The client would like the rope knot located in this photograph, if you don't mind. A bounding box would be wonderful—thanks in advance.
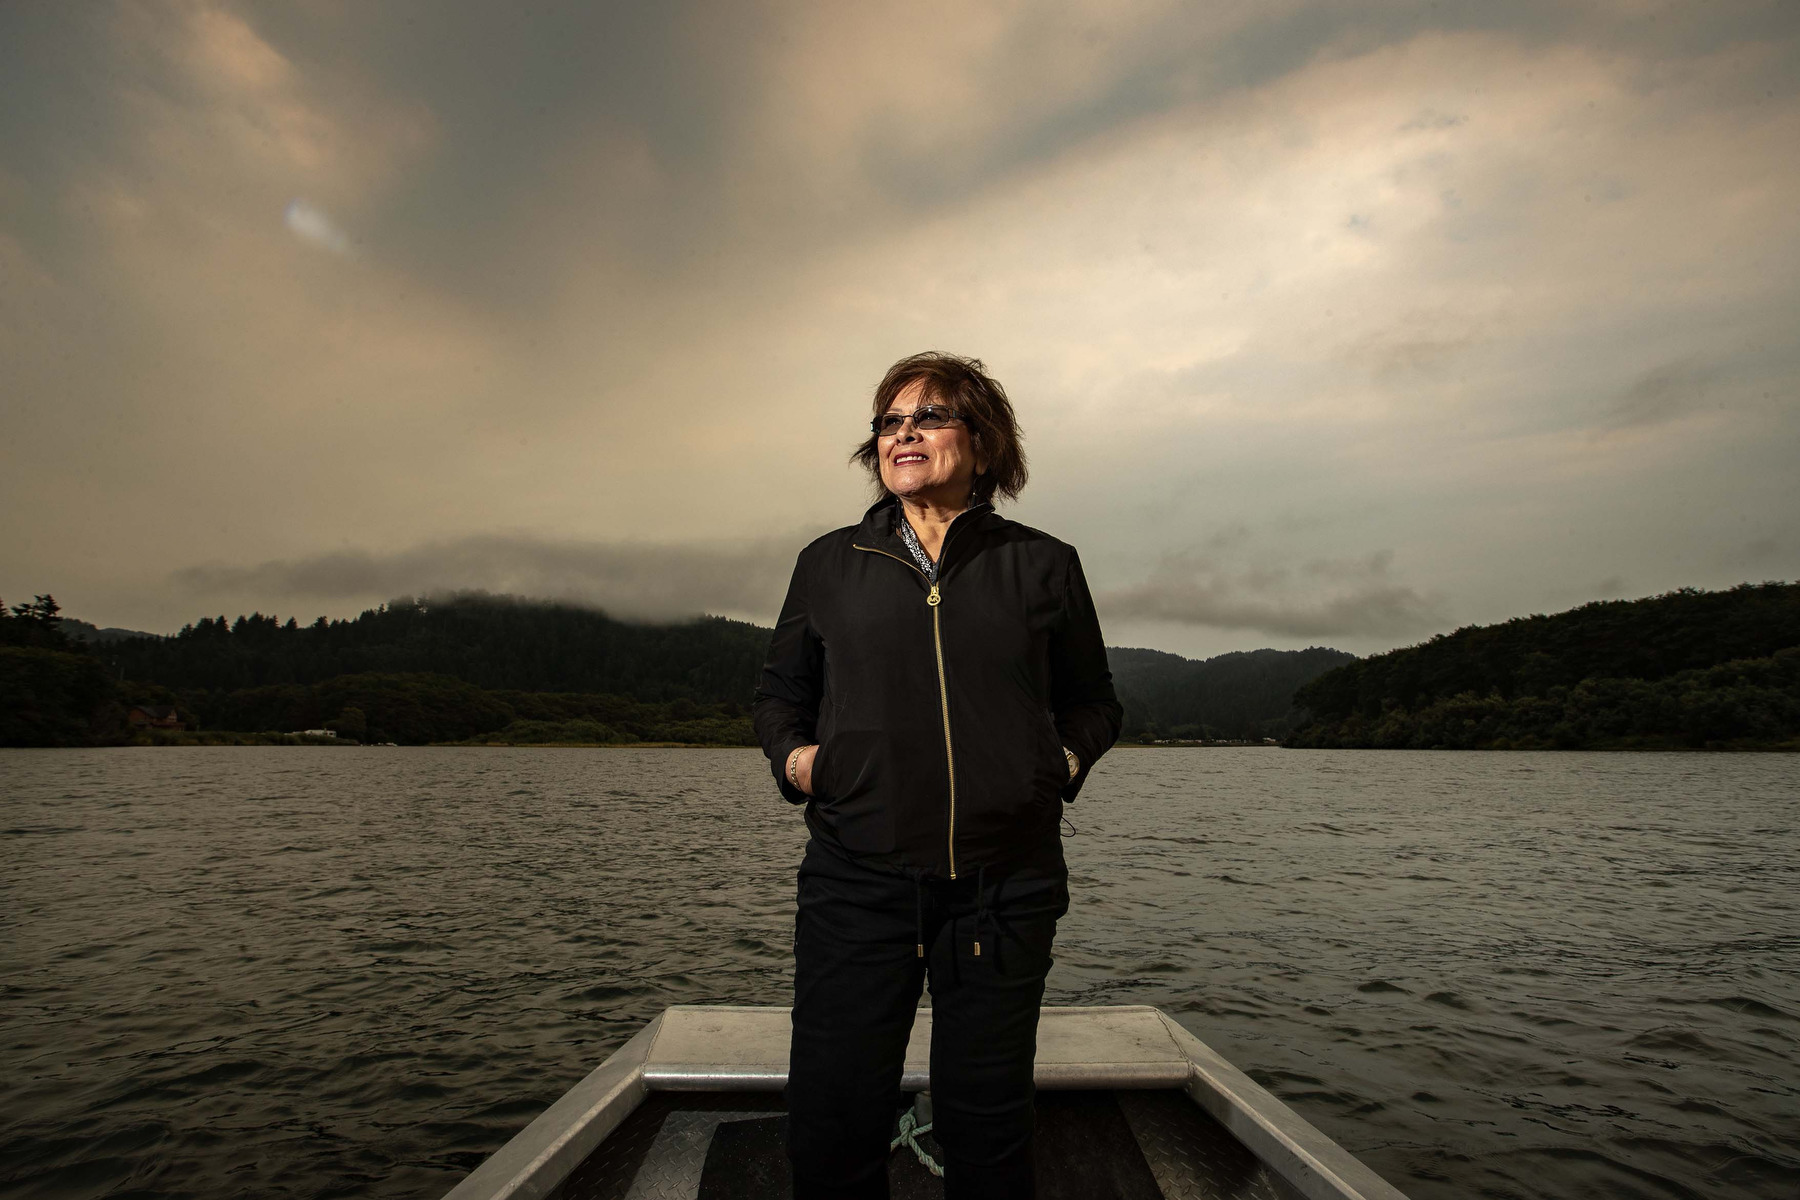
[889,1103,943,1177]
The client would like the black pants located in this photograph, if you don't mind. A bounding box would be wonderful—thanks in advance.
[787,838,1069,1200]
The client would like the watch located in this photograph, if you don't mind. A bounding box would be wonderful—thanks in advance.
[1063,747,1080,781]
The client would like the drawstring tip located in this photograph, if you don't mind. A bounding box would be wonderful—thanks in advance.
[916,943,924,958]
[973,941,982,956]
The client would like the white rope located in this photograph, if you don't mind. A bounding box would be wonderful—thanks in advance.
[888,1107,944,1177]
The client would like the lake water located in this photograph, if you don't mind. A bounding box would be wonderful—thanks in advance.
[2,747,1796,1199]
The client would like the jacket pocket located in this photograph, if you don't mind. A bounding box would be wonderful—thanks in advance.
[811,729,895,854]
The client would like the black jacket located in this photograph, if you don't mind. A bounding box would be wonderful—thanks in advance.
[753,497,1123,878]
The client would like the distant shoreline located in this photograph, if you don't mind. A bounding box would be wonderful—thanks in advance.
[98,732,752,748]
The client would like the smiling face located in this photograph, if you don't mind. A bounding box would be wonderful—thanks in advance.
[876,380,987,505]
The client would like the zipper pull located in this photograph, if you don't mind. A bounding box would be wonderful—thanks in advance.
[927,584,941,607]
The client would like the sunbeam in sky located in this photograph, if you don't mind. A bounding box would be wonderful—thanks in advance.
[282,198,352,256]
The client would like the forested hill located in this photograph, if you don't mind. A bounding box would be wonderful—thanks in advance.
[1289,582,1800,750]
[1110,646,1355,740]
[100,594,768,703]
[96,594,1343,739]
[6,591,1351,746]
[21,584,1793,749]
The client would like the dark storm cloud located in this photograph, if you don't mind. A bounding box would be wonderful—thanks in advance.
[226,1,762,304]
[4,0,1798,650]
[1604,359,1722,430]
[169,532,817,622]
[190,0,1800,307]
[1098,550,1449,638]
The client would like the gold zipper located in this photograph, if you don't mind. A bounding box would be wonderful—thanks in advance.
[853,543,959,878]
[926,581,956,879]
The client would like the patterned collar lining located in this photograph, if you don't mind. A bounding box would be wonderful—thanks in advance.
[895,507,939,582]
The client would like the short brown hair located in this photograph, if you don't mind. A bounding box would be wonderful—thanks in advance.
[851,352,1028,505]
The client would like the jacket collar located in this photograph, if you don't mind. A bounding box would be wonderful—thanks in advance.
[855,494,997,551]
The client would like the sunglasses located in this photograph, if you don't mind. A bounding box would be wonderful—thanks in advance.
[871,405,965,436]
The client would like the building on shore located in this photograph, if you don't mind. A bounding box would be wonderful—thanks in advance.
[126,705,182,731]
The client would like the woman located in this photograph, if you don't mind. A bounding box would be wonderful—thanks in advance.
[754,351,1122,1199]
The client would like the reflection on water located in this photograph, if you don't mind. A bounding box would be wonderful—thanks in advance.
[1,747,1795,1198]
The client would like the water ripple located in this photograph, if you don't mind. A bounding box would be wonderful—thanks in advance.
[1,747,1796,1199]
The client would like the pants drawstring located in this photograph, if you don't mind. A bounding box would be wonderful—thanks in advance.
[914,864,1007,970]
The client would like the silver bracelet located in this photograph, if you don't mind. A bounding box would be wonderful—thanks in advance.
[787,746,805,788]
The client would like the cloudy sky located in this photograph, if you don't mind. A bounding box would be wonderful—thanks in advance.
[3,0,1796,659]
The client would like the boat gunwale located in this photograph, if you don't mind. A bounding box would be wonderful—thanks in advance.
[440,1017,658,1200]
[440,1004,1408,1200]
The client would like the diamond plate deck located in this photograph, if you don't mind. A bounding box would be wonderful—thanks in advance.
[558,1094,787,1200]
[623,1111,769,1200]
[560,1090,1316,1199]
[1119,1090,1308,1200]
[449,1007,1408,1200]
